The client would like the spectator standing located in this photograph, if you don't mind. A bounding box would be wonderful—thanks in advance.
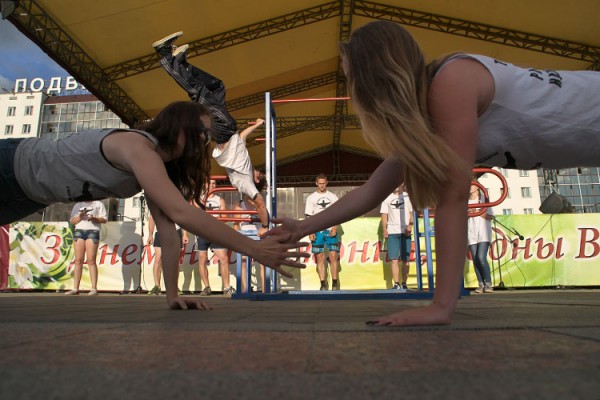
[194,180,234,296]
[65,201,107,295]
[380,184,414,291]
[305,174,340,290]
[467,183,494,293]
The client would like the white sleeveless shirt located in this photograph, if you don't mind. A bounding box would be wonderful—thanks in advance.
[440,54,600,169]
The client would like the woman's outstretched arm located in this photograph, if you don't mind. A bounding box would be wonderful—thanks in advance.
[368,58,485,326]
[104,133,308,308]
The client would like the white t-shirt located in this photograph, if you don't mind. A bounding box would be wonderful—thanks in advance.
[380,192,413,234]
[467,197,493,245]
[305,190,339,217]
[211,133,258,199]
[71,201,107,231]
[204,194,223,217]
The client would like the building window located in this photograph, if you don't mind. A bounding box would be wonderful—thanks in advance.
[132,196,143,208]
[4,125,14,135]
[24,105,34,116]
[7,107,16,117]
[501,187,511,199]
[502,209,513,215]
[521,187,531,198]
[22,124,31,134]
[500,168,509,177]
[519,170,529,177]
[524,208,534,214]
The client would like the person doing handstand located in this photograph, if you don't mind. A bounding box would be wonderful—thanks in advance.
[153,32,270,235]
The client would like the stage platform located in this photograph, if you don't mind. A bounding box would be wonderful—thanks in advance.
[232,288,442,300]
[0,289,598,399]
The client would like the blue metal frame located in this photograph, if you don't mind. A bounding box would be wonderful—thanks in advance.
[231,93,468,301]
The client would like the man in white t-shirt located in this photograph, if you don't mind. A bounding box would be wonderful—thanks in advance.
[304,174,340,290]
[380,184,414,291]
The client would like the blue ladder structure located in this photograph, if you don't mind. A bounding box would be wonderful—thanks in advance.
[232,92,470,300]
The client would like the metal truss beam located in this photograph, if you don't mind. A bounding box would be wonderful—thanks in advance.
[245,115,361,148]
[228,72,338,111]
[104,1,341,81]
[354,1,600,65]
[276,173,372,186]
[259,144,378,186]
[9,0,147,126]
[332,0,354,174]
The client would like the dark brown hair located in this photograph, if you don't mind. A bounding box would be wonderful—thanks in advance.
[340,20,469,209]
[138,101,212,204]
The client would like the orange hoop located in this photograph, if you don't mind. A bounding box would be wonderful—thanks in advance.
[468,168,508,217]
[200,177,256,223]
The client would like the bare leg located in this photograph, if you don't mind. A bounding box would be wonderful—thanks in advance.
[259,264,265,291]
[198,251,210,288]
[401,261,410,284]
[214,249,230,288]
[390,260,400,283]
[315,253,326,282]
[241,256,248,293]
[85,239,99,290]
[72,239,85,290]
[153,247,163,288]
[328,251,339,280]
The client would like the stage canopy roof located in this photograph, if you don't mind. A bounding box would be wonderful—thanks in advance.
[7,0,600,182]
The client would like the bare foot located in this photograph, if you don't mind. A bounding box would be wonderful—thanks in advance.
[366,303,453,327]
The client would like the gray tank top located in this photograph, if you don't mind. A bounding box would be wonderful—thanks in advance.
[14,128,158,204]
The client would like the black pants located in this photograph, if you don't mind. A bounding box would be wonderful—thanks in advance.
[159,53,237,144]
[0,139,46,225]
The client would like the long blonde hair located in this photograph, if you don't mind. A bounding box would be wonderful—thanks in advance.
[340,20,469,209]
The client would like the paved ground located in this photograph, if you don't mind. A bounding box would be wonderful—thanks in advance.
[0,289,598,400]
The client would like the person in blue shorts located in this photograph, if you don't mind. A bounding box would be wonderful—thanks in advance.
[304,174,340,290]
[380,184,414,291]
[193,180,234,296]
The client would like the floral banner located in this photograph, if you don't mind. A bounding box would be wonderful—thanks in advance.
[8,214,600,291]
[1,225,9,290]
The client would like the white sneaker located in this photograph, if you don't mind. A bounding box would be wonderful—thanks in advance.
[64,289,79,295]
[223,286,236,295]
[173,44,189,57]
[152,31,183,50]
[88,289,98,296]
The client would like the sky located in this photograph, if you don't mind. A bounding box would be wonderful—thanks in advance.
[0,19,68,91]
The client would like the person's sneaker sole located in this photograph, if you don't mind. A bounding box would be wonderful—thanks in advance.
[173,44,189,57]
[152,31,183,49]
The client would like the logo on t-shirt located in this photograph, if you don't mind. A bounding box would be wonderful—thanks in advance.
[390,198,405,209]
[316,197,332,209]
[205,199,220,211]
